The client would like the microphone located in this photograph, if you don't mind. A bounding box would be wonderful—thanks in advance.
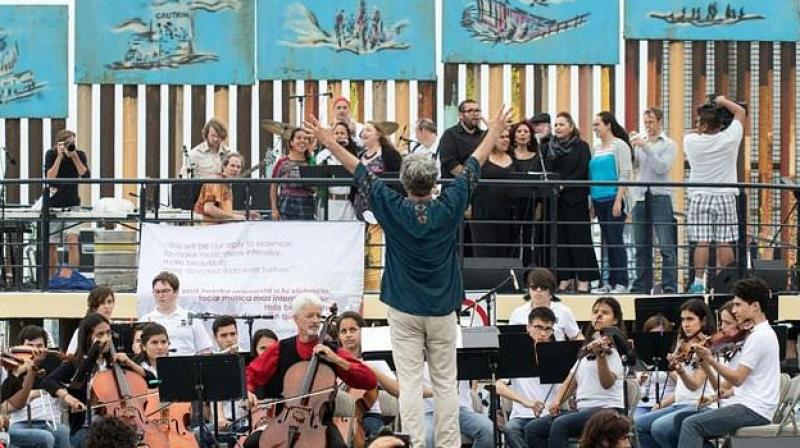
[510,269,520,291]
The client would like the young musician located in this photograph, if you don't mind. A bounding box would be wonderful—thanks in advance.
[635,298,716,447]
[495,307,560,448]
[337,311,398,438]
[525,297,626,448]
[133,323,170,377]
[211,315,247,434]
[578,410,632,448]
[250,329,278,359]
[42,313,152,448]
[140,271,213,355]
[67,285,116,354]
[1,326,70,448]
[678,277,780,447]
[508,268,583,341]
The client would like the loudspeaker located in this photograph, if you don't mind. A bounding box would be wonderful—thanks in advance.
[708,262,742,294]
[752,259,789,292]
[462,257,523,292]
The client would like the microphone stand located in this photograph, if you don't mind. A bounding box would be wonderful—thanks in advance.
[462,274,513,327]
[289,92,334,127]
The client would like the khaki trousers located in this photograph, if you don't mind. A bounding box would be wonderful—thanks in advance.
[388,307,459,448]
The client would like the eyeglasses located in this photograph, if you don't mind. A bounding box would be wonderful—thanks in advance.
[528,285,549,291]
[531,325,554,333]
[153,288,174,295]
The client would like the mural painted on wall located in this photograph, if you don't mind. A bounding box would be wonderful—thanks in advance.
[258,0,435,80]
[443,0,619,65]
[76,0,254,85]
[0,6,67,118]
[625,1,800,41]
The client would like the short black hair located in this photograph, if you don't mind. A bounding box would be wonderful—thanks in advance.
[526,268,556,293]
[18,325,49,346]
[528,306,557,325]
[338,311,366,329]
[251,328,279,358]
[212,315,237,336]
[732,277,771,314]
[86,417,138,448]
[458,99,477,113]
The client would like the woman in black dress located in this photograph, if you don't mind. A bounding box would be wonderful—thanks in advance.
[546,112,600,292]
[471,128,515,257]
[510,120,540,267]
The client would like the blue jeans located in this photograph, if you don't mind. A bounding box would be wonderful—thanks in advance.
[634,403,696,448]
[9,422,71,448]
[525,407,617,448]
[504,417,533,448]
[425,407,493,448]
[594,199,628,287]
[631,197,677,293]
[678,404,769,448]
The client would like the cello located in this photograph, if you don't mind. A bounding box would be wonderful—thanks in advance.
[333,387,378,448]
[91,341,168,447]
[259,304,340,448]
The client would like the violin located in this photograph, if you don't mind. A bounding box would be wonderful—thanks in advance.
[0,347,66,377]
[259,303,340,448]
[703,320,753,360]
[579,335,613,360]
[90,340,168,447]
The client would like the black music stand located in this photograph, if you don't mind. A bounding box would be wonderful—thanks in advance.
[158,355,246,444]
[631,331,677,407]
[299,165,352,220]
[457,327,501,448]
[534,341,582,385]
[634,295,702,331]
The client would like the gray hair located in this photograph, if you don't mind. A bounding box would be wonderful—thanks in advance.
[415,118,437,134]
[400,154,438,197]
[291,293,324,315]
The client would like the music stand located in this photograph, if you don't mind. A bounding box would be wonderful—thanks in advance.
[631,331,677,407]
[534,341,582,384]
[456,327,501,448]
[634,295,702,331]
[299,165,353,220]
[158,355,246,444]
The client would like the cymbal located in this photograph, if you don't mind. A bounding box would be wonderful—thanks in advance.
[260,119,294,137]
[369,121,399,136]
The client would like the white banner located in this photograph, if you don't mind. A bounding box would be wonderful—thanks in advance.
[136,221,365,342]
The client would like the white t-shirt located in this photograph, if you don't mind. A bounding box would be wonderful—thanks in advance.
[422,368,470,413]
[684,120,743,195]
[9,391,62,425]
[723,321,780,421]
[673,364,705,404]
[508,301,581,341]
[365,360,395,414]
[574,349,625,410]
[140,306,213,355]
[508,377,558,420]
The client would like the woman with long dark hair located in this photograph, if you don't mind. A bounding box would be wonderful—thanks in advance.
[43,313,154,448]
[579,410,632,447]
[270,128,316,221]
[510,120,543,266]
[546,112,599,292]
[471,127,515,257]
[635,298,716,448]
[590,111,633,293]
[525,296,627,447]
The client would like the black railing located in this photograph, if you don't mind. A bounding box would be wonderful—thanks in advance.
[0,176,796,293]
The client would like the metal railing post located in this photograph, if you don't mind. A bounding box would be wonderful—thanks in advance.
[643,188,654,293]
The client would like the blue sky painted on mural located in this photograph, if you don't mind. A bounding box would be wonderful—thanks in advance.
[0,6,67,118]
[76,0,254,85]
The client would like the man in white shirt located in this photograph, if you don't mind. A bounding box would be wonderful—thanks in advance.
[683,96,746,293]
[678,277,779,447]
[496,307,561,448]
[508,268,582,341]
[183,118,236,179]
[140,271,213,355]
[212,315,247,434]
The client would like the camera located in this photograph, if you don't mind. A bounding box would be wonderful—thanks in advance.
[67,143,76,152]
[697,94,747,131]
